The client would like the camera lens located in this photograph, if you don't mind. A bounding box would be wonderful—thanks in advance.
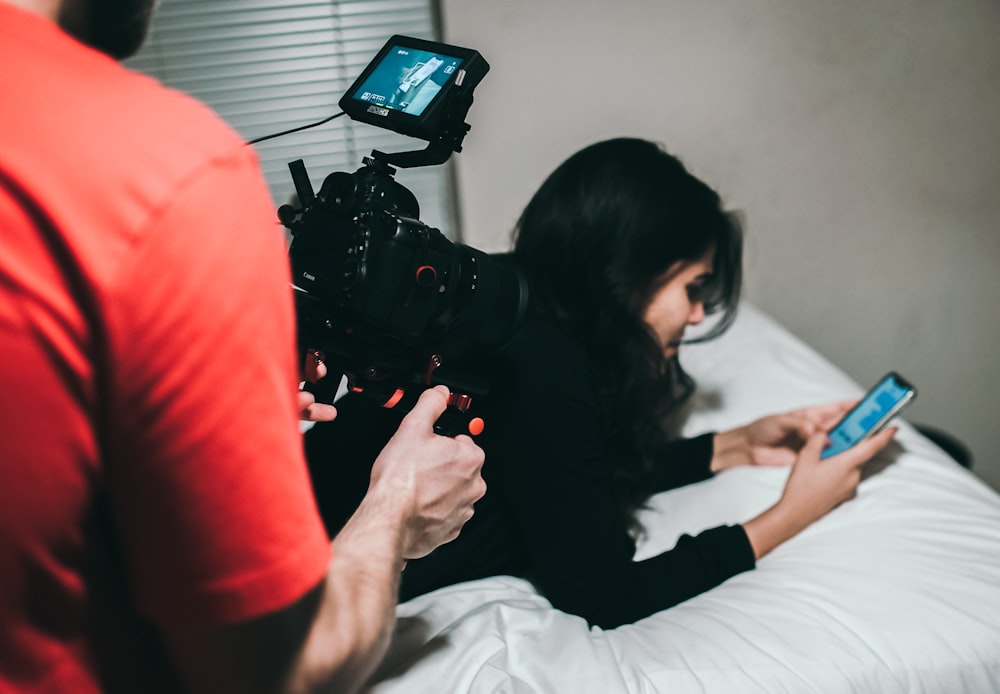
[438,247,528,355]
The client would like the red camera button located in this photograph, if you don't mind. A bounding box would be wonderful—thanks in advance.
[467,417,485,436]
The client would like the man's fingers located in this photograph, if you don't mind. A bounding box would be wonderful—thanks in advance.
[297,391,337,421]
[303,350,328,383]
[398,385,452,432]
[303,403,338,422]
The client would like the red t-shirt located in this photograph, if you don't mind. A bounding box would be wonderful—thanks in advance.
[0,5,330,691]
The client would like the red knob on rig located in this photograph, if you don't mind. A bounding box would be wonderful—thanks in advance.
[415,265,437,287]
[447,392,473,412]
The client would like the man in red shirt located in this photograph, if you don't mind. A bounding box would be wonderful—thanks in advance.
[0,1,486,692]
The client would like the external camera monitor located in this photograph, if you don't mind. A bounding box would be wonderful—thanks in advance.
[339,35,489,153]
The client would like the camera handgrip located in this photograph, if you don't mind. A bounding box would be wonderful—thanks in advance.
[433,405,485,438]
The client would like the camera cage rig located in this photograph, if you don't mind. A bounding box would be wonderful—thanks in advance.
[278,35,526,437]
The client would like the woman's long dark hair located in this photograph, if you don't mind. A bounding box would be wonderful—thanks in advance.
[512,138,743,523]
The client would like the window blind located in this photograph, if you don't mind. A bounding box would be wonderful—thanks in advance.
[125,0,458,238]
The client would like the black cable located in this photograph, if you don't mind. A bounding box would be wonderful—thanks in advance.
[245,111,347,146]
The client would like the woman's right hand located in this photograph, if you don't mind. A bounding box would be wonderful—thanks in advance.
[743,427,897,559]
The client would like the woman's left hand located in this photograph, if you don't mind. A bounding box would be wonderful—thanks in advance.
[711,400,855,472]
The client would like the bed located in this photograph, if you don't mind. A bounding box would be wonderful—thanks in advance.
[362,303,1000,693]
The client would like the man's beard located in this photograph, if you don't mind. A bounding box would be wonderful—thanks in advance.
[60,0,159,60]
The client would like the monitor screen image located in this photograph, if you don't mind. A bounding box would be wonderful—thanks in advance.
[348,45,465,117]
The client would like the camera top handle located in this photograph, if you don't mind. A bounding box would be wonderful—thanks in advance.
[371,142,454,169]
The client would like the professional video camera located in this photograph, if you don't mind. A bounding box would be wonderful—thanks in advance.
[277,35,528,436]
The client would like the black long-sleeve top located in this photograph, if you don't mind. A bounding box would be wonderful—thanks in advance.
[305,316,755,628]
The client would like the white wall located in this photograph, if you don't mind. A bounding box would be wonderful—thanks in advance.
[439,0,1000,490]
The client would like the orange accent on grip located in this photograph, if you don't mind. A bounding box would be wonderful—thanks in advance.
[381,388,405,409]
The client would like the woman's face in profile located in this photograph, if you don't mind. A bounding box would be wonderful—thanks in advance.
[641,246,715,358]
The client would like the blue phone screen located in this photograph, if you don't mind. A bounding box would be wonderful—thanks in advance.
[821,374,912,459]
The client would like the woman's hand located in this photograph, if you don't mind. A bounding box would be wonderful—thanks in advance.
[743,425,897,559]
[711,400,855,472]
[298,350,338,422]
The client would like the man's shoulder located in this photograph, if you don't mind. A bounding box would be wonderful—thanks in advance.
[1,11,261,280]
[1,7,246,187]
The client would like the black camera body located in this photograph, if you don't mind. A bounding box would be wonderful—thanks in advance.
[279,36,526,436]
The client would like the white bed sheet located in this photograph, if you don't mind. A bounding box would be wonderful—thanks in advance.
[365,304,1000,693]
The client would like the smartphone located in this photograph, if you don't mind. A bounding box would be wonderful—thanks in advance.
[821,372,917,459]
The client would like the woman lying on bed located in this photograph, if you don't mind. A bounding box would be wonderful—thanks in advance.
[304,137,897,629]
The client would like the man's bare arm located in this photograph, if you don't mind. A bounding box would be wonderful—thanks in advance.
[163,386,485,694]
